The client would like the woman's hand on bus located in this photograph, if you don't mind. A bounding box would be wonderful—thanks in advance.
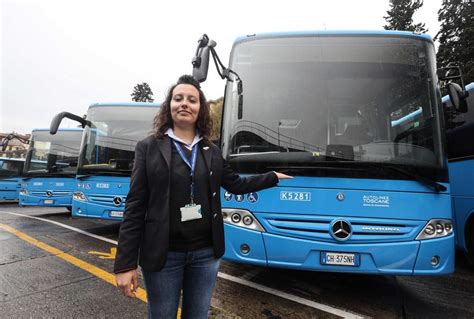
[274,171,293,180]
[115,269,139,298]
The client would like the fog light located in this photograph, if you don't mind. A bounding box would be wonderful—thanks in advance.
[240,244,250,254]
[231,213,241,223]
[242,215,253,225]
[424,224,435,235]
[77,208,82,214]
[431,256,440,267]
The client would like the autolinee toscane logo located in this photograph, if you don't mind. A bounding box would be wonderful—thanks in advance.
[362,195,390,207]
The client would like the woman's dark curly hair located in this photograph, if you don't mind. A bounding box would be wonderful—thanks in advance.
[153,75,213,144]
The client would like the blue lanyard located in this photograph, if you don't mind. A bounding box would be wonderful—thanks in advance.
[172,140,198,204]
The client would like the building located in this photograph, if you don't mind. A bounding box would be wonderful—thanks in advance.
[0,133,30,158]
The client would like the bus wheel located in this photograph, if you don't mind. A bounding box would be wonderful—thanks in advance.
[66,206,72,213]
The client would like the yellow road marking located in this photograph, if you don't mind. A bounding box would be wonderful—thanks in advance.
[0,223,183,318]
[89,247,117,259]
[0,223,147,302]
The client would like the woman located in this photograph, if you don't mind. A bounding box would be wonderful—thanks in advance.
[114,75,291,318]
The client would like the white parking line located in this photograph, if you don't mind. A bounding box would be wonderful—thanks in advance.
[4,212,118,245]
[3,211,365,319]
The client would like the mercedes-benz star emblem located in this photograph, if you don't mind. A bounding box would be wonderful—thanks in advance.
[330,219,352,241]
[46,191,53,197]
[113,196,122,206]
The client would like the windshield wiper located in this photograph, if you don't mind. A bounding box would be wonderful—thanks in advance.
[359,162,447,192]
[269,161,446,192]
[22,172,76,179]
[77,170,131,179]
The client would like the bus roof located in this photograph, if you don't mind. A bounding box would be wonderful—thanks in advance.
[89,102,161,109]
[233,30,433,46]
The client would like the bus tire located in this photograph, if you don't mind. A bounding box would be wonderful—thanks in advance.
[66,206,72,213]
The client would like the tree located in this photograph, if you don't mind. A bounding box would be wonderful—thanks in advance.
[131,82,154,102]
[435,0,474,85]
[383,0,428,33]
[209,97,224,141]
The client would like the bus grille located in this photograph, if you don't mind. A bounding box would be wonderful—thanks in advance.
[260,214,424,243]
[88,194,126,207]
[31,191,71,197]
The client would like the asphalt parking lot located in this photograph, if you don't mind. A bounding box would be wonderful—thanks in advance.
[1,203,473,318]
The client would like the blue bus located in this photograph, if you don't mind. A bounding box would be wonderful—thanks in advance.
[50,102,160,220]
[0,157,25,201]
[192,31,454,275]
[443,82,474,265]
[20,128,82,209]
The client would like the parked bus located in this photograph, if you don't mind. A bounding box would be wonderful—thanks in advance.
[0,157,25,201]
[443,82,474,264]
[19,128,82,209]
[50,102,160,220]
[192,31,454,275]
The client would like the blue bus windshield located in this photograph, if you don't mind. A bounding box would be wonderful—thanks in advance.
[0,158,24,177]
[222,35,445,181]
[24,130,82,176]
[79,105,158,175]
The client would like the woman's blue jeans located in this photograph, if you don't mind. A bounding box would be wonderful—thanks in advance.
[142,247,221,319]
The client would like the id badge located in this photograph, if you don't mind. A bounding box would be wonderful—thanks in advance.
[180,204,202,222]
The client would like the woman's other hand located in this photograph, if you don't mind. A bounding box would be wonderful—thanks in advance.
[115,269,139,298]
[274,172,293,180]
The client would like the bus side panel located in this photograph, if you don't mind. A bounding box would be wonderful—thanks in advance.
[0,178,21,201]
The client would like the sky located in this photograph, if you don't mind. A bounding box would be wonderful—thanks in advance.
[1,0,443,134]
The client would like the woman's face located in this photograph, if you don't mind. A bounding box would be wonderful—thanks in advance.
[170,84,200,129]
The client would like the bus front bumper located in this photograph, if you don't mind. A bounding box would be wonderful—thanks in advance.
[223,224,455,275]
[72,199,124,221]
[19,194,72,207]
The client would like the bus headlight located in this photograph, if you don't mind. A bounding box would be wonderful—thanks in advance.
[19,189,28,196]
[416,219,453,240]
[73,191,88,202]
[222,209,265,232]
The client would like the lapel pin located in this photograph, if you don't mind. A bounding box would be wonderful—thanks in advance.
[203,146,210,150]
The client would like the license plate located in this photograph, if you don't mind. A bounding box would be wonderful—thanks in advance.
[44,199,54,204]
[321,251,360,267]
[109,211,124,218]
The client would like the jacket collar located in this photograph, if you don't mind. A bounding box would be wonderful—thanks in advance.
[157,135,212,170]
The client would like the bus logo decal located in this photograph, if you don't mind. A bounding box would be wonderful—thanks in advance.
[113,196,122,206]
[362,195,390,208]
[330,219,352,241]
[280,191,311,201]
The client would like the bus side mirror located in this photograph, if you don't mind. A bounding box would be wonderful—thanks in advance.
[192,34,215,83]
[50,112,90,135]
[448,82,469,113]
